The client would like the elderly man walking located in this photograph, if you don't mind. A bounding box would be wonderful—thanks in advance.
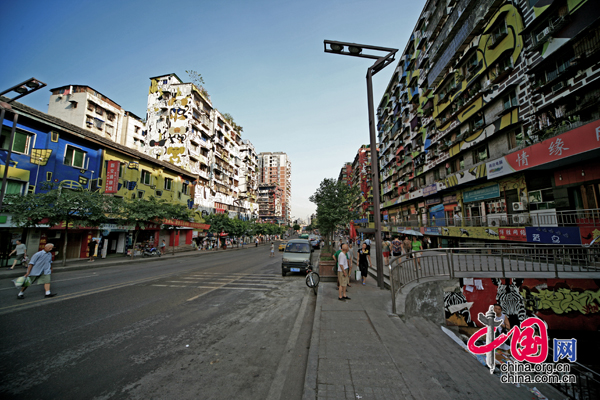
[17,243,57,299]
[337,244,351,301]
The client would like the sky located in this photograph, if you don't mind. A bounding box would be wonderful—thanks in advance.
[1,0,426,222]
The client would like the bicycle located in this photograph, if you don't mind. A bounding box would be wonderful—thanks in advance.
[305,265,320,295]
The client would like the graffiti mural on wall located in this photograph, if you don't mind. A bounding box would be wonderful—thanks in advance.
[447,277,600,331]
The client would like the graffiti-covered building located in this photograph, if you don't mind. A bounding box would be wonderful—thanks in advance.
[350,145,374,233]
[146,73,258,220]
[377,0,600,247]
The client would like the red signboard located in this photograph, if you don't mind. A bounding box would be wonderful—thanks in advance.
[159,219,210,230]
[498,228,527,242]
[105,160,120,194]
[505,120,600,173]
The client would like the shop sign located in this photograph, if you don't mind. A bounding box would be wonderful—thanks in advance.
[487,120,600,179]
[418,202,425,208]
[440,226,501,240]
[423,184,438,196]
[99,223,135,232]
[425,196,441,206]
[499,228,527,242]
[354,218,368,223]
[105,160,120,194]
[463,184,500,203]
[443,194,457,204]
[159,219,210,230]
[526,227,581,245]
[383,215,388,220]
[424,227,441,235]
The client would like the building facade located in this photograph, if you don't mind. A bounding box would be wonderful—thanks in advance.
[257,152,292,223]
[145,73,258,220]
[338,162,353,186]
[257,183,283,222]
[376,0,600,247]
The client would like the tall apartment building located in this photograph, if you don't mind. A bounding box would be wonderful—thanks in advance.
[338,162,353,186]
[377,0,600,247]
[146,73,258,220]
[351,145,373,231]
[257,184,283,222]
[258,152,292,223]
[48,85,144,148]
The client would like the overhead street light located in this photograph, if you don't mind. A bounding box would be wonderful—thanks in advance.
[324,40,398,290]
[0,77,47,212]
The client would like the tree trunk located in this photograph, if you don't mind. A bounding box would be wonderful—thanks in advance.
[61,223,69,267]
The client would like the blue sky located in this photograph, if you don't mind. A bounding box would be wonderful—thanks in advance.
[1,0,426,221]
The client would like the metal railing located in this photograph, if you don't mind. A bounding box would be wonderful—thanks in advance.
[546,346,600,400]
[386,208,600,231]
[389,244,600,313]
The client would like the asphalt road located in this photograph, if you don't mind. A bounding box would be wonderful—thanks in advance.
[0,244,316,400]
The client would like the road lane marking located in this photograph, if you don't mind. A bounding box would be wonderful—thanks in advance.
[265,290,310,400]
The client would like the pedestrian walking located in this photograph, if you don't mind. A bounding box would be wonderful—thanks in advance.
[347,241,355,286]
[17,243,57,299]
[337,244,350,301]
[382,238,391,268]
[358,242,371,285]
[403,236,412,259]
[87,239,96,262]
[8,240,27,270]
[270,242,275,257]
[255,238,259,247]
[391,236,403,264]
[160,239,167,255]
[333,246,342,289]
[364,237,371,251]
[412,236,423,269]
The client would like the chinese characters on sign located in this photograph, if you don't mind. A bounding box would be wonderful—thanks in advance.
[105,160,120,194]
[498,228,527,242]
[516,151,529,167]
[548,138,569,156]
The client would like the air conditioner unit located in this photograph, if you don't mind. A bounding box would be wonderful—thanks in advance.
[488,213,506,227]
[513,202,526,211]
[536,27,551,42]
[512,214,529,225]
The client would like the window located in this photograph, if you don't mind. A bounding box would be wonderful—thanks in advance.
[134,126,140,133]
[0,179,25,195]
[64,145,87,168]
[87,102,95,111]
[95,106,104,116]
[106,125,114,136]
[503,90,518,110]
[182,183,189,195]
[106,112,115,122]
[434,168,440,181]
[1,129,33,154]
[140,170,152,185]
[508,129,523,150]
[473,145,489,163]
[46,172,52,181]
[51,131,59,142]
[138,191,144,199]
[86,115,94,127]
[164,177,173,191]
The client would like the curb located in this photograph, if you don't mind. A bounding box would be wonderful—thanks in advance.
[302,272,322,400]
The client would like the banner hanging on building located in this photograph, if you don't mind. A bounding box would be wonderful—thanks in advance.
[105,160,120,194]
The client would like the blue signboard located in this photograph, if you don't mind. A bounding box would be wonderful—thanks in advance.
[424,227,441,236]
[428,204,446,227]
[525,227,581,245]
[463,184,500,203]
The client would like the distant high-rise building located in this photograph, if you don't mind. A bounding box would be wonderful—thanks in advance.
[338,162,353,186]
[258,152,291,223]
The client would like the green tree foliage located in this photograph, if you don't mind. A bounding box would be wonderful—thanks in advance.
[221,112,243,134]
[5,186,122,266]
[186,69,209,99]
[309,178,359,243]
[293,223,301,231]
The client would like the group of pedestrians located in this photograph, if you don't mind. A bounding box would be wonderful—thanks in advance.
[332,238,373,301]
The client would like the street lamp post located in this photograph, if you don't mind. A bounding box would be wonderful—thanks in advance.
[324,40,398,289]
[0,78,47,212]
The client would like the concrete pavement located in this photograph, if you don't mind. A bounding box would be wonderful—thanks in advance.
[303,255,567,400]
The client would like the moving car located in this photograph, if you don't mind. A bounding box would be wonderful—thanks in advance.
[278,241,287,251]
[281,239,313,276]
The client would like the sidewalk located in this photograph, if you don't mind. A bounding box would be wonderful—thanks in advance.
[0,242,271,280]
[303,265,566,399]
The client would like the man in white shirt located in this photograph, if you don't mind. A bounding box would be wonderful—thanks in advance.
[337,244,350,301]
